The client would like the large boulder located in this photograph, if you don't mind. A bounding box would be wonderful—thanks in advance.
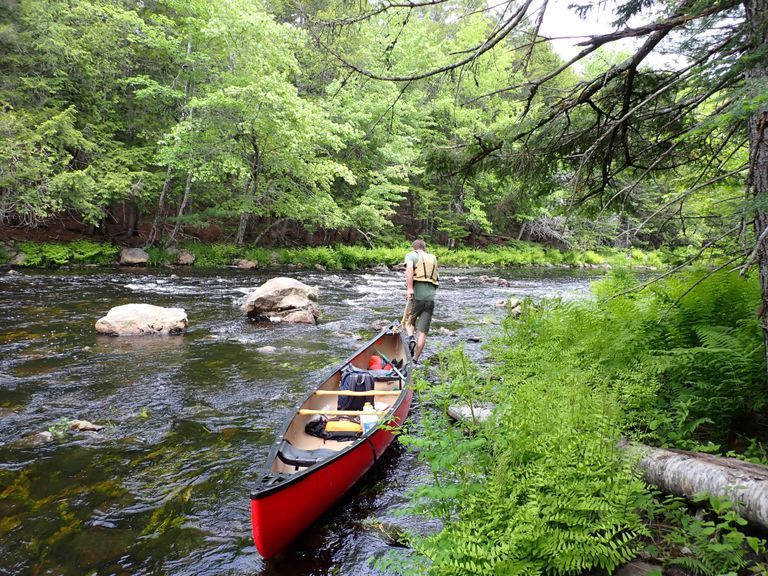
[95,304,188,336]
[120,248,149,266]
[241,277,319,324]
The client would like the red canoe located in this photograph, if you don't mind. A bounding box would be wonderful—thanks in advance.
[250,326,414,559]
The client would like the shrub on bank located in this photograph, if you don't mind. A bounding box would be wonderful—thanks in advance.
[13,241,119,267]
[392,349,649,575]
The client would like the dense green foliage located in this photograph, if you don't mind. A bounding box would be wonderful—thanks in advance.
[14,240,119,267]
[0,0,748,255]
[383,270,767,575]
[149,242,666,269]
[3,239,670,269]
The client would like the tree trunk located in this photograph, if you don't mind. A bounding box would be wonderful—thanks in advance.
[235,175,252,246]
[166,172,191,248]
[746,0,768,379]
[516,222,527,241]
[156,37,193,249]
[146,164,173,247]
[624,441,768,530]
[236,144,261,247]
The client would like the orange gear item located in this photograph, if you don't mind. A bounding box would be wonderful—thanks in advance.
[368,355,383,370]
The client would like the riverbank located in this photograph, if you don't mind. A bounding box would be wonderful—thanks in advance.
[0,239,674,270]
[390,268,768,575]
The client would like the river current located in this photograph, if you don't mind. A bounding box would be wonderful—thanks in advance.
[0,266,599,576]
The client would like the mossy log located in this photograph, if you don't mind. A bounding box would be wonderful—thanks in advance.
[624,441,768,530]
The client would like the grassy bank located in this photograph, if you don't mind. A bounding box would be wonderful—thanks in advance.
[1,239,678,270]
[384,269,767,575]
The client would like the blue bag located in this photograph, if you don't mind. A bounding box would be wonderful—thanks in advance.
[337,367,375,411]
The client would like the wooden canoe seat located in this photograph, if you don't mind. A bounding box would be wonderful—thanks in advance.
[277,439,336,470]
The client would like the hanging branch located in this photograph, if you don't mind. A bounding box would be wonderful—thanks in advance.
[302,0,536,83]
[607,225,741,300]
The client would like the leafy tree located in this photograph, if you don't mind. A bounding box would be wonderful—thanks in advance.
[310,0,768,370]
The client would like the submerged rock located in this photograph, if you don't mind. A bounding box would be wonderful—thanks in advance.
[370,319,392,331]
[9,431,54,448]
[119,248,149,266]
[367,516,444,547]
[241,277,319,324]
[479,275,510,287]
[69,419,105,432]
[95,304,188,336]
[256,345,278,354]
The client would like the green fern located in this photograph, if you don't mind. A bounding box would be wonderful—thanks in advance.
[389,267,765,575]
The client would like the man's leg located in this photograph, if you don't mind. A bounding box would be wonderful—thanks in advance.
[403,298,415,337]
[413,331,427,362]
[411,300,434,362]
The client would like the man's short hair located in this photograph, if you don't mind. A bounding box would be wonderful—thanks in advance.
[412,239,426,251]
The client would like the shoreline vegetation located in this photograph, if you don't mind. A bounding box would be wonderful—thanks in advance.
[0,238,685,270]
[386,268,768,575]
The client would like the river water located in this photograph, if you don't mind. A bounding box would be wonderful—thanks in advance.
[0,266,599,576]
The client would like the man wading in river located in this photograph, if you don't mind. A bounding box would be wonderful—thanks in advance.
[403,239,439,363]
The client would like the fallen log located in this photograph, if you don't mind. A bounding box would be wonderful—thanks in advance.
[448,404,768,530]
[622,440,768,530]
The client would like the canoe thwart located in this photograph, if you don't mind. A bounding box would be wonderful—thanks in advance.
[314,389,402,397]
[298,408,388,416]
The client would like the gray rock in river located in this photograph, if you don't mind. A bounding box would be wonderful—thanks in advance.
[241,277,319,325]
[176,250,196,266]
[119,247,149,266]
[8,431,54,449]
[234,259,258,270]
[95,303,188,336]
[9,252,26,266]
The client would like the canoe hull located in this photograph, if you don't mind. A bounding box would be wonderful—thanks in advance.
[250,389,413,559]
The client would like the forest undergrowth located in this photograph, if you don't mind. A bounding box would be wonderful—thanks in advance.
[381,269,768,575]
[3,239,695,270]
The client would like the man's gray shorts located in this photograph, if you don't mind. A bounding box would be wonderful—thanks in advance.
[405,299,435,334]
